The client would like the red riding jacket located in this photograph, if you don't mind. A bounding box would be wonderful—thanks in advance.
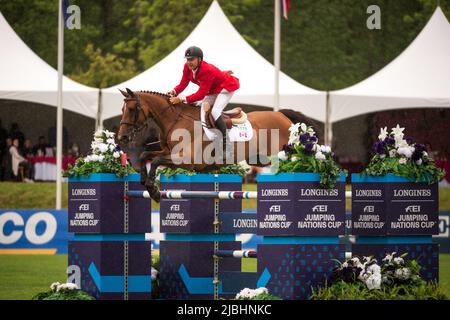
[173,60,240,103]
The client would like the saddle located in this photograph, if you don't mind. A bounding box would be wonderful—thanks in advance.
[204,102,247,129]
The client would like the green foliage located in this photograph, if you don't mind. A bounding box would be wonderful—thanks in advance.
[63,157,135,178]
[156,164,249,179]
[363,154,445,184]
[32,290,95,300]
[70,44,138,88]
[156,167,196,178]
[311,280,448,300]
[2,1,448,91]
[277,156,345,190]
[151,255,160,299]
[312,252,449,300]
[213,164,249,176]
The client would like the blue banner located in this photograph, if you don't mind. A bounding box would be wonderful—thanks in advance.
[0,210,73,254]
[1,210,448,254]
[435,212,450,253]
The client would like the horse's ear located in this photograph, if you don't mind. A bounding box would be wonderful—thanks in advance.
[126,88,135,97]
[119,89,128,97]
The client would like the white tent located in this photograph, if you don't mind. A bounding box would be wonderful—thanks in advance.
[329,7,450,123]
[0,11,98,118]
[101,0,326,122]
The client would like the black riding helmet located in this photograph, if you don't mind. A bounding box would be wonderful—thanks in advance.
[184,46,203,60]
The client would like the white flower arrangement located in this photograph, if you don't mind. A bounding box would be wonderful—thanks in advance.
[151,267,159,281]
[356,256,383,290]
[372,124,428,165]
[394,267,411,281]
[278,122,334,163]
[64,129,136,178]
[275,122,344,189]
[330,252,422,291]
[364,124,445,184]
[85,130,124,163]
[50,282,79,293]
[277,150,288,161]
[235,287,269,300]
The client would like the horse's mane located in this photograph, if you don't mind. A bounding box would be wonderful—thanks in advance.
[138,91,170,100]
[137,90,199,116]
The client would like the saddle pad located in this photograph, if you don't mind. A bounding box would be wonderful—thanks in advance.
[201,116,253,142]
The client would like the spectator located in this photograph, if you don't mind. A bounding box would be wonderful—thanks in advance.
[22,139,35,180]
[22,139,34,157]
[8,123,25,148]
[68,142,80,157]
[33,136,50,156]
[0,118,9,180]
[9,138,32,183]
[0,118,7,154]
[1,138,12,180]
[48,126,68,150]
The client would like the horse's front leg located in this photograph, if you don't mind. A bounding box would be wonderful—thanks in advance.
[139,151,151,185]
[139,150,168,186]
[145,152,172,203]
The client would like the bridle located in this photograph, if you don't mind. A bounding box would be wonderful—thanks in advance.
[119,94,149,140]
[119,91,193,146]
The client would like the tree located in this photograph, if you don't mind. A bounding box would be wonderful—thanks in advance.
[69,44,137,88]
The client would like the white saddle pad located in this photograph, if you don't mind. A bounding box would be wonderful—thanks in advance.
[200,110,253,142]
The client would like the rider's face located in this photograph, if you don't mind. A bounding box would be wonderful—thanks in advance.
[186,57,200,70]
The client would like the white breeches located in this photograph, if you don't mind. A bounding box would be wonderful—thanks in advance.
[200,89,234,121]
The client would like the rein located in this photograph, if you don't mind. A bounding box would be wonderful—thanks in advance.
[121,91,211,147]
[119,94,149,141]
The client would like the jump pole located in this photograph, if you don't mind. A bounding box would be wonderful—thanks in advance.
[127,190,353,199]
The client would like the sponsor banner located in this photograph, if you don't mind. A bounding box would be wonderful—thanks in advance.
[68,176,150,234]
[0,210,73,254]
[257,180,346,236]
[351,174,439,235]
[2,210,448,253]
[434,212,450,253]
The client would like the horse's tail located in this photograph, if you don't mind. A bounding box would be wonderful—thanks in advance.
[278,109,324,143]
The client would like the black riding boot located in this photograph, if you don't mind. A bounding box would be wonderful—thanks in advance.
[214,116,231,161]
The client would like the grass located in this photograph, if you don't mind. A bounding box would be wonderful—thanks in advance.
[242,257,257,273]
[0,182,68,209]
[0,254,67,300]
[0,254,448,300]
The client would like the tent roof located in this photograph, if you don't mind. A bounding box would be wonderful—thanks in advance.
[329,7,450,122]
[101,0,326,121]
[0,12,98,118]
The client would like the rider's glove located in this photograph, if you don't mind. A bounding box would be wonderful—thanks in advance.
[169,95,185,105]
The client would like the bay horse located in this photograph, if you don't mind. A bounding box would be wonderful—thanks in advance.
[117,88,305,201]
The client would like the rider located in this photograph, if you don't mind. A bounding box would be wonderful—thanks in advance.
[167,46,240,159]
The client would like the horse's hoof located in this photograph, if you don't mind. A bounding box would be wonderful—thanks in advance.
[151,190,161,203]
[153,191,161,203]
[146,186,160,203]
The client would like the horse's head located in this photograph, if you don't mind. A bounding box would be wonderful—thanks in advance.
[118,88,148,144]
